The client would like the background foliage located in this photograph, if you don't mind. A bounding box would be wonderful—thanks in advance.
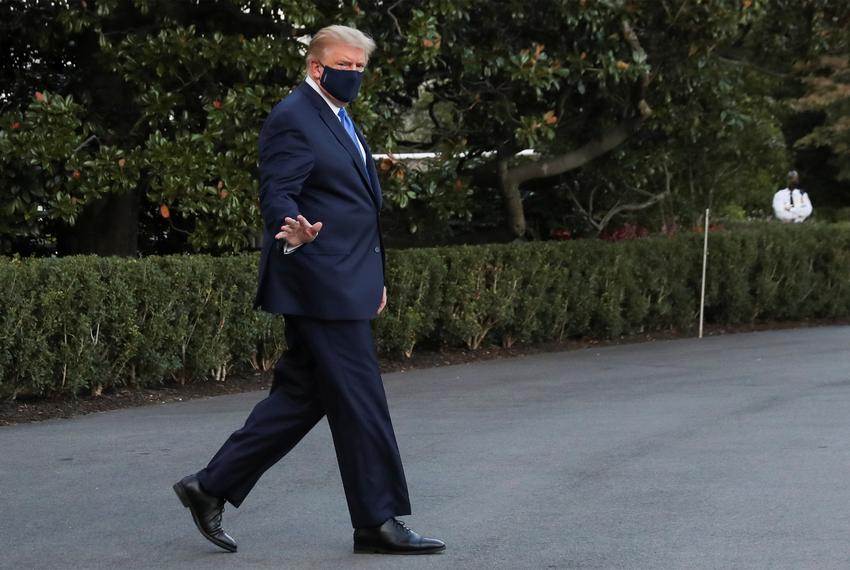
[1,0,848,255]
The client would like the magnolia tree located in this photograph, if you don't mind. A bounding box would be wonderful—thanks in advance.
[0,0,317,254]
[1,0,848,254]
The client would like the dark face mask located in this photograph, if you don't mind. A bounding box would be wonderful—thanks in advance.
[319,63,364,103]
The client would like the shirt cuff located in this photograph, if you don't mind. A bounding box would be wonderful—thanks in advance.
[283,242,303,254]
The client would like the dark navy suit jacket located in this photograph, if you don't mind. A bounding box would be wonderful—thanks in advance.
[254,81,386,320]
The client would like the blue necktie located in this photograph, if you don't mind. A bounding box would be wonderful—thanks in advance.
[337,107,366,167]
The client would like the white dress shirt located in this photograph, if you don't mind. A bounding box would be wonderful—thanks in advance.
[281,76,367,254]
[772,188,813,223]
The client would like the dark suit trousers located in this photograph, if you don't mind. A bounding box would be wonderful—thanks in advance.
[195,315,411,528]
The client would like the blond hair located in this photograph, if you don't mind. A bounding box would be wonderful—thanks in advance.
[305,25,377,65]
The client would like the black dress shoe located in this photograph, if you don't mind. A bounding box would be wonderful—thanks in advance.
[173,475,238,553]
[353,517,445,554]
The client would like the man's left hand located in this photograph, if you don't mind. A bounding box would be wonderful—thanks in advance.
[376,286,387,315]
[276,215,323,247]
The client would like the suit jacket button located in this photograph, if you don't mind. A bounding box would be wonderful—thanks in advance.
[373,246,381,253]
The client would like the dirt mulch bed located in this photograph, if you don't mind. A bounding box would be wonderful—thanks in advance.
[2,319,846,426]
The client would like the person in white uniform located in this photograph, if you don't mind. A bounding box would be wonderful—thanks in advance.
[772,170,812,223]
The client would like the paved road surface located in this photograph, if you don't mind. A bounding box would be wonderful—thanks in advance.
[2,326,850,569]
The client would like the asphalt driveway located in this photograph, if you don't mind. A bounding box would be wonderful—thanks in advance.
[2,326,849,569]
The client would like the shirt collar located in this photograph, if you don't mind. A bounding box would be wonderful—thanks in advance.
[305,75,342,118]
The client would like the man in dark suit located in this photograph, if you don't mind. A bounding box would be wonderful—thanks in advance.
[173,25,445,556]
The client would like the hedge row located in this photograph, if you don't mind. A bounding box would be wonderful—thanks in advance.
[2,223,849,398]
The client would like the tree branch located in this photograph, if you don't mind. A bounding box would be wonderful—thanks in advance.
[570,176,669,236]
[715,55,789,79]
[73,134,100,153]
[503,118,640,188]
[386,0,407,38]
[568,186,602,232]
[427,98,443,132]
[596,189,669,233]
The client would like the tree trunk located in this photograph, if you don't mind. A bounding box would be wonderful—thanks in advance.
[57,187,140,256]
[499,157,527,238]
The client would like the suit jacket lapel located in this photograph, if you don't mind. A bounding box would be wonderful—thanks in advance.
[298,82,377,207]
[354,125,382,209]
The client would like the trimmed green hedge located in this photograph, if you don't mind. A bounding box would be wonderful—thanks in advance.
[2,223,849,398]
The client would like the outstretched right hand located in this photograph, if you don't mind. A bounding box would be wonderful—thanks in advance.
[275,215,323,247]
